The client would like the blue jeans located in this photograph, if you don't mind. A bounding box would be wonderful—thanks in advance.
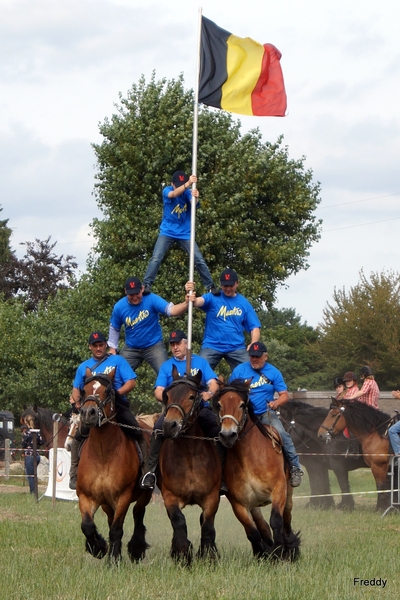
[200,347,249,371]
[143,235,214,290]
[25,455,40,493]
[121,341,168,375]
[259,410,301,470]
[389,420,400,455]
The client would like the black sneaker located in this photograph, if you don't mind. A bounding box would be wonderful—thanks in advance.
[209,285,221,296]
[140,472,156,490]
[142,285,151,296]
[290,467,304,488]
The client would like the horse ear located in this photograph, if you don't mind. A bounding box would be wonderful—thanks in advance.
[172,365,179,380]
[107,368,115,382]
[85,367,92,380]
[243,378,252,390]
[33,404,38,413]
[193,369,202,387]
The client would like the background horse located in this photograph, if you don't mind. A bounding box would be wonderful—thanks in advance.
[213,380,300,560]
[317,398,392,511]
[77,368,152,563]
[158,368,221,565]
[279,400,367,510]
[20,406,70,451]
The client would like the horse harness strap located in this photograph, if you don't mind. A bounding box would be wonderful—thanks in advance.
[82,374,117,427]
[163,379,202,433]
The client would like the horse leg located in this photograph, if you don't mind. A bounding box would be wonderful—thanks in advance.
[127,492,151,563]
[282,486,301,561]
[303,458,335,509]
[250,508,273,548]
[269,479,301,562]
[333,465,355,511]
[107,495,133,564]
[165,501,193,565]
[229,499,271,559]
[79,496,108,559]
[371,462,391,511]
[197,494,220,560]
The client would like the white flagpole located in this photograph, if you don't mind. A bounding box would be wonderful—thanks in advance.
[186,6,203,375]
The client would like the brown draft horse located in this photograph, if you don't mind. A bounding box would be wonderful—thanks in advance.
[158,367,221,564]
[213,380,301,560]
[20,406,70,451]
[77,368,152,563]
[317,398,392,511]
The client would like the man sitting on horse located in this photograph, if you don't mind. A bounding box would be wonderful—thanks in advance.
[68,331,147,490]
[229,342,304,487]
[140,329,227,493]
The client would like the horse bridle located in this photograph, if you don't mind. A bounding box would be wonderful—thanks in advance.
[81,374,116,427]
[319,404,346,441]
[216,386,249,435]
[163,379,202,432]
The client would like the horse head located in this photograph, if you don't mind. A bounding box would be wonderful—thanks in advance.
[64,412,80,451]
[317,397,346,442]
[162,365,203,439]
[213,378,251,448]
[80,368,116,428]
[20,406,38,430]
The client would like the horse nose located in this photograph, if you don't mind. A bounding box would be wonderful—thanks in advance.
[163,419,181,439]
[219,430,237,448]
[81,405,98,426]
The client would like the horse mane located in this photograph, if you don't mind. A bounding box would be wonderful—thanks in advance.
[212,378,250,412]
[341,401,391,437]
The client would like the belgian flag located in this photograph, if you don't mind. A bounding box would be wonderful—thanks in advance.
[199,17,287,117]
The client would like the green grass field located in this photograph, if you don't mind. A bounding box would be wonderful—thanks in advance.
[1,469,399,600]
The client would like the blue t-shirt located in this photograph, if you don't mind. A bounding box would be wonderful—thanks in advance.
[229,361,287,414]
[159,186,197,240]
[155,354,218,391]
[110,294,170,349]
[200,292,261,353]
[73,354,137,402]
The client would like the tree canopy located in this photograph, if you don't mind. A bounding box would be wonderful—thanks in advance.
[0,75,325,416]
[91,74,321,308]
[318,269,400,389]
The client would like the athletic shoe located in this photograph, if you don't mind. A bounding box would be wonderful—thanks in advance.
[142,285,151,296]
[209,285,221,296]
[290,467,304,488]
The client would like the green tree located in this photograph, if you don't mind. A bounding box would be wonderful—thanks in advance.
[258,307,326,390]
[0,205,12,263]
[84,74,322,404]
[318,269,400,388]
[91,74,321,309]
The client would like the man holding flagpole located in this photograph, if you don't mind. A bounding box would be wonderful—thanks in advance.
[142,170,219,296]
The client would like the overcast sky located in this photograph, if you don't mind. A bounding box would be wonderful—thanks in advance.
[1,0,399,327]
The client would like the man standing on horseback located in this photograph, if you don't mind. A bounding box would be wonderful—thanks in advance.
[140,329,227,492]
[68,331,147,490]
[229,342,304,487]
[142,171,218,296]
[186,268,261,370]
[108,276,192,374]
